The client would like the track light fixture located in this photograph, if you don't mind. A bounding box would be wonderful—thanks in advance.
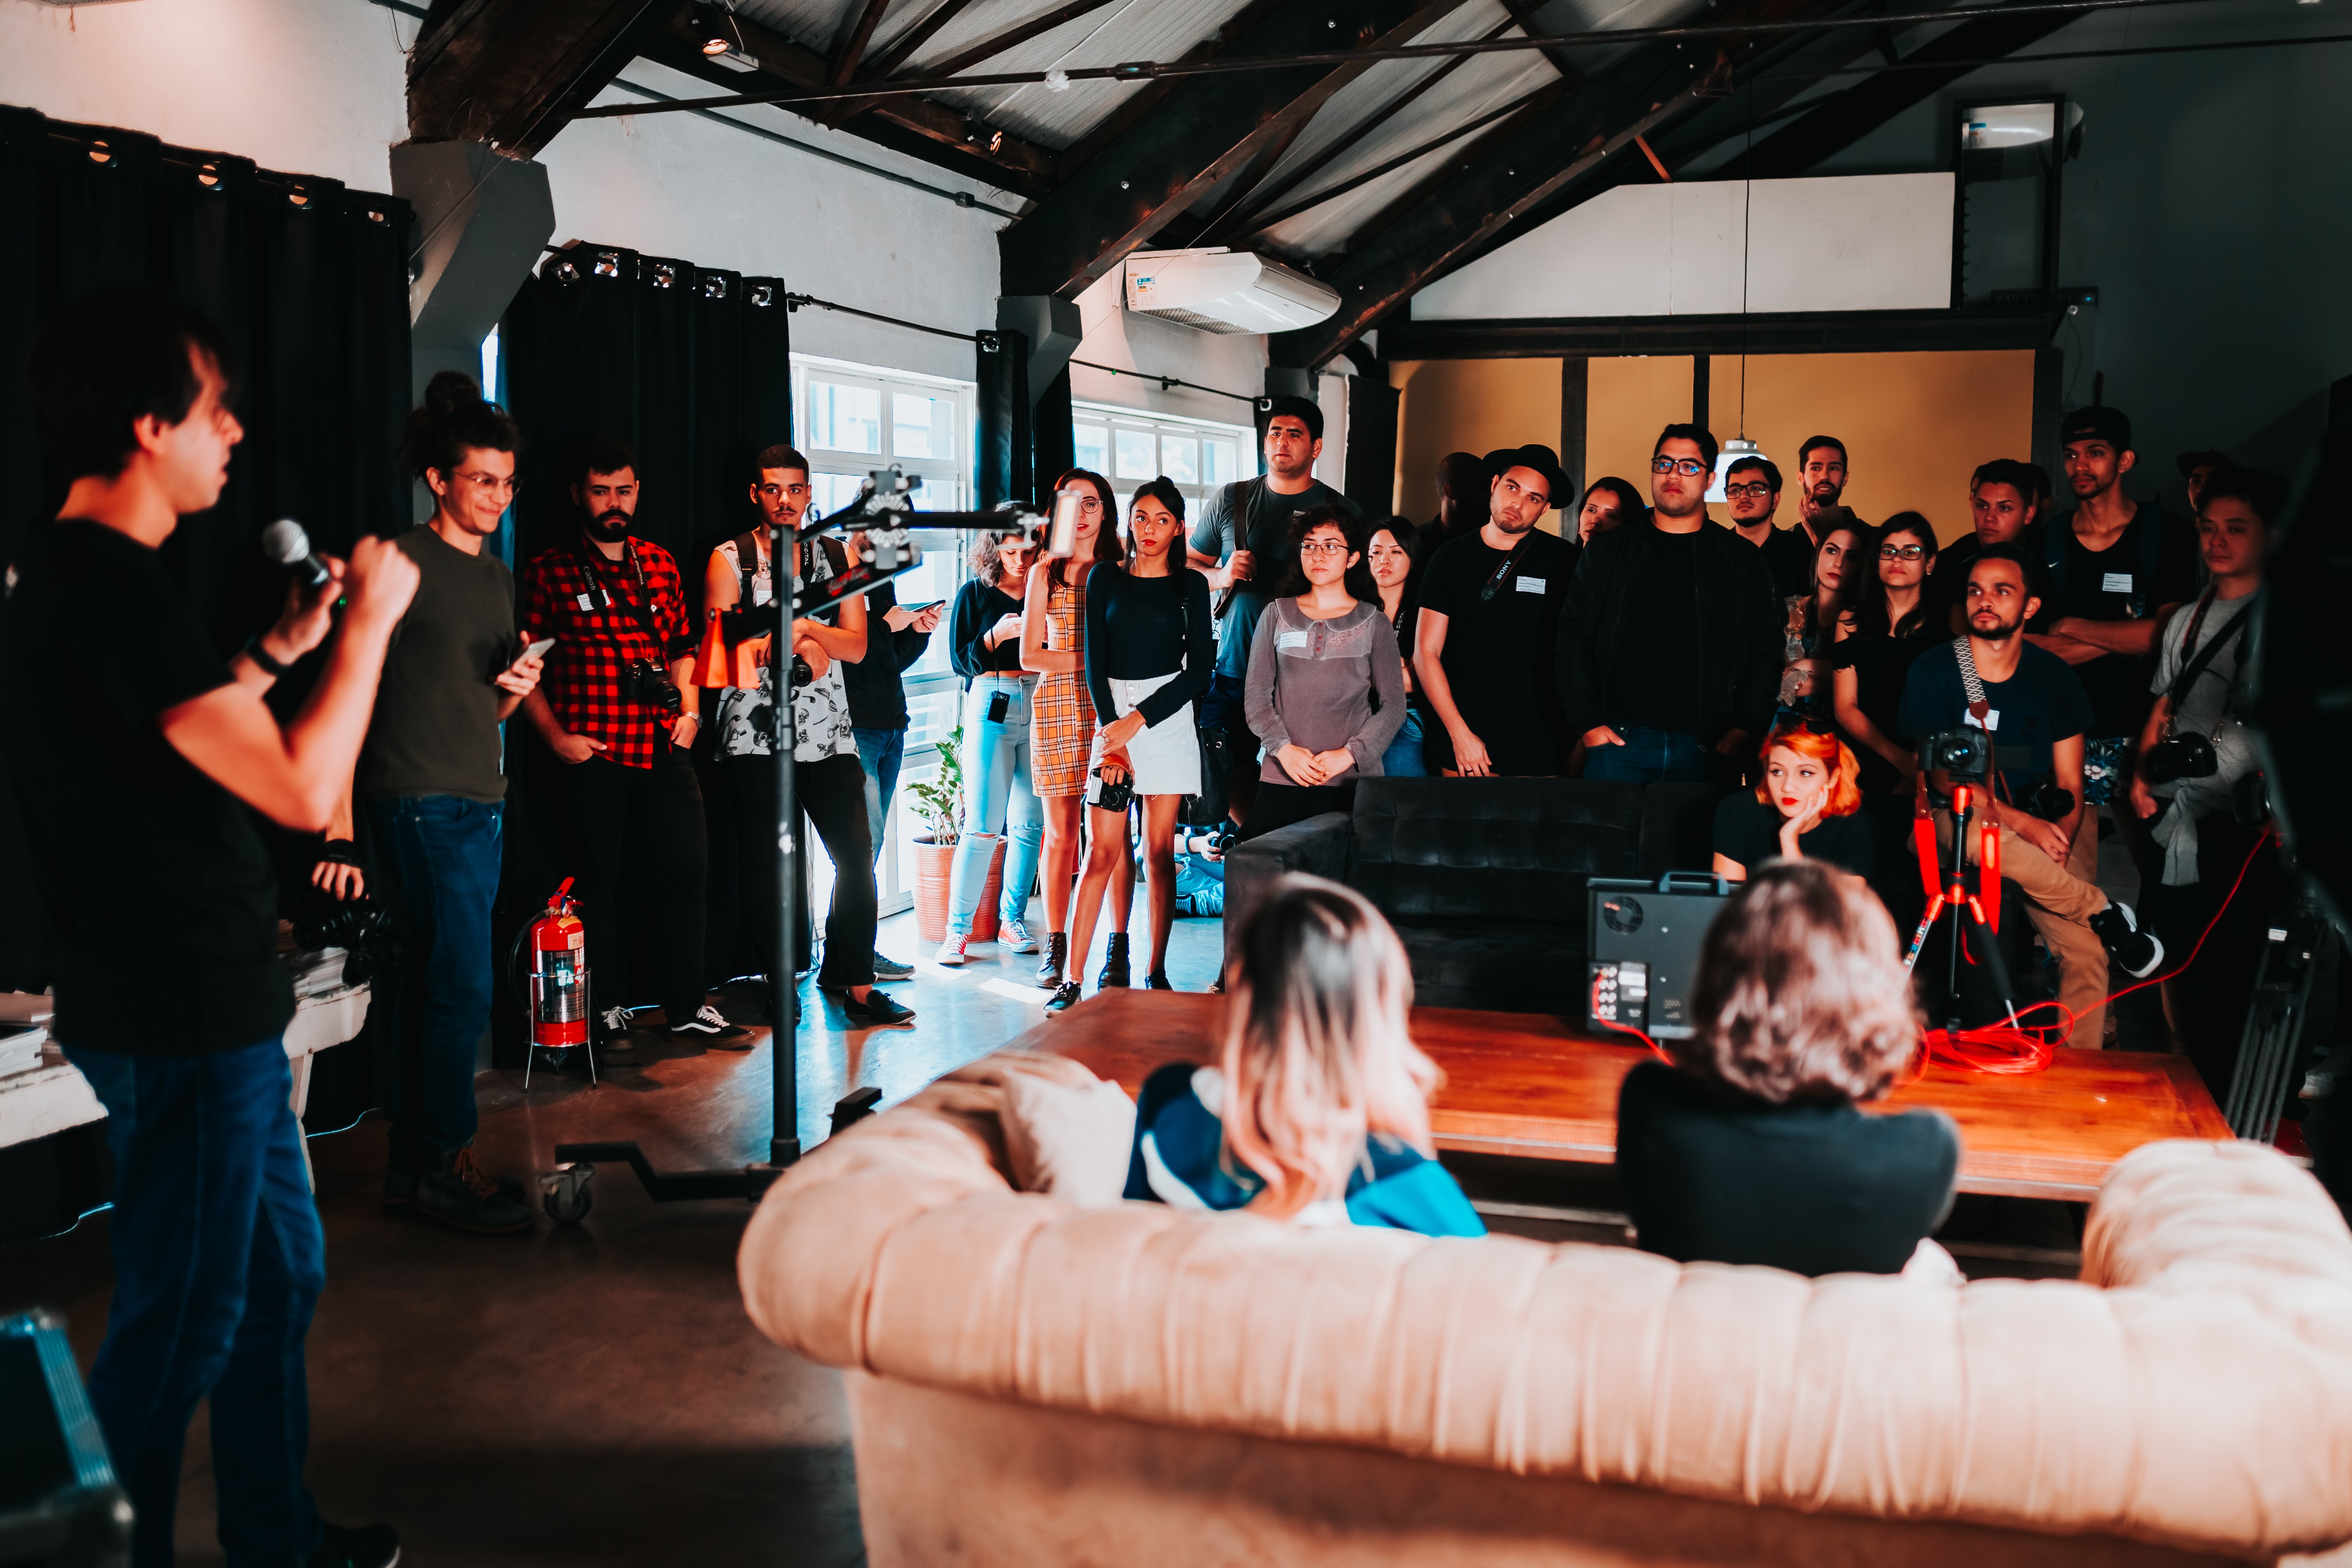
[690,2,737,57]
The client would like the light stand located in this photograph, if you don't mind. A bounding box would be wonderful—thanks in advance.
[551,469,1056,1214]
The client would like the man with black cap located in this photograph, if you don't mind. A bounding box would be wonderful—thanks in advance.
[1559,424,1783,784]
[2026,405,2199,817]
[1412,450,1488,575]
[1413,444,1577,776]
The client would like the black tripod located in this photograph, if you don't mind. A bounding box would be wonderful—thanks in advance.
[2221,884,2337,1141]
[1902,781,2029,1039]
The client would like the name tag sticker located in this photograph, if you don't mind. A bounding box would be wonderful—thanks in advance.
[1515,576,1547,594]
[1964,709,2002,733]
[1275,630,1310,651]
[2102,571,2134,594]
[576,593,596,612]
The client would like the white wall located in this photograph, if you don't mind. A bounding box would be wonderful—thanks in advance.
[1412,174,1955,319]
[0,0,409,190]
[1068,268,1268,429]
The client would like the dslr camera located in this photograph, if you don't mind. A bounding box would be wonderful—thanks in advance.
[624,656,683,717]
[1920,726,2075,821]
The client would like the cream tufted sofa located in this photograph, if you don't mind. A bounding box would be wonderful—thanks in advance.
[740,1052,2352,1568]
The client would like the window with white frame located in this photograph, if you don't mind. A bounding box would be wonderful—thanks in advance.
[1071,401,1258,517]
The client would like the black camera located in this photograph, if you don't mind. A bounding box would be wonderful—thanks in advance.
[1920,728,1991,781]
[624,656,683,716]
[2142,733,2219,785]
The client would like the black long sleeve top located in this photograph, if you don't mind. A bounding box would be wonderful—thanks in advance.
[1083,565,1214,728]
[948,577,1024,685]
[840,577,934,729]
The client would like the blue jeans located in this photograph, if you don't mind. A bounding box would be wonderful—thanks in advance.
[947,676,1045,937]
[852,727,905,865]
[366,795,501,1155]
[1583,725,1714,784]
[1380,709,1429,777]
[67,1037,325,1568]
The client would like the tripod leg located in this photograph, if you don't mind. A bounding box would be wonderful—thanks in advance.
[1903,896,1945,976]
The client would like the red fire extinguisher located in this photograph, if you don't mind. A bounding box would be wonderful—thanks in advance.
[528,878,588,1049]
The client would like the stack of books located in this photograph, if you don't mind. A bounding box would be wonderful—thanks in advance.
[0,992,53,1076]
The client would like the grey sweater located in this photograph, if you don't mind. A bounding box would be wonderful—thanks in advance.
[1242,598,1407,783]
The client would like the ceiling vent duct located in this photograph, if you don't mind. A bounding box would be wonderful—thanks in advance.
[1122,248,1340,335]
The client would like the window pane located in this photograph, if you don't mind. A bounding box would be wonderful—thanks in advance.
[1203,438,1240,487]
[1161,434,1198,485]
[892,531,961,678]
[904,687,961,752]
[811,471,866,519]
[1114,428,1156,480]
[1073,423,1109,478]
[808,380,881,454]
[893,392,945,460]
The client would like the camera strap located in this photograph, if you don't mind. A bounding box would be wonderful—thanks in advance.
[2160,589,2250,739]
[571,538,670,659]
[1950,636,1993,726]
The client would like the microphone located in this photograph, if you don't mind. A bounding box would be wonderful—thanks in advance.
[260,519,333,590]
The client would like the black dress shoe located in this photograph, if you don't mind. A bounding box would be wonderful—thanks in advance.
[839,988,916,1026]
[1097,932,1130,989]
[1144,971,1173,991]
[1044,981,1082,1015]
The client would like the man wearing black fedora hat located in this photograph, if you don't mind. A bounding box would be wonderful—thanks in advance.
[1412,444,1578,777]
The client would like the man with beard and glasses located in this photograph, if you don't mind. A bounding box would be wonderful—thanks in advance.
[1559,424,1781,785]
[1723,453,1813,598]
[1412,444,1577,776]
[518,437,748,1057]
[1897,547,2164,1049]
[1795,434,1858,532]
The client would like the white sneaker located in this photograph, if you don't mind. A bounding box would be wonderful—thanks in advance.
[999,918,1039,954]
[934,936,968,967]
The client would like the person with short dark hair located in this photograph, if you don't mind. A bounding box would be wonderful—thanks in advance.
[1896,546,2164,1048]
[1574,475,1645,546]
[1723,453,1813,597]
[1559,424,1781,784]
[1364,519,1429,776]
[1795,434,1854,531]
[1412,450,1487,566]
[1929,458,2048,633]
[2175,446,2236,516]
[356,371,546,1234]
[2026,405,2200,814]
[520,440,751,1052]
[1615,862,1960,1278]
[3,288,414,1568]
[1412,443,1578,776]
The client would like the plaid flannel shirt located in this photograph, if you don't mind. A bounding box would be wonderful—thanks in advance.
[519,536,695,770]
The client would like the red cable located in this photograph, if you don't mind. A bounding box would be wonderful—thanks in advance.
[1588,974,1672,1062]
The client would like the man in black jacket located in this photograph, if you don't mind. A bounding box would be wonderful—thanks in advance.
[1558,424,1781,783]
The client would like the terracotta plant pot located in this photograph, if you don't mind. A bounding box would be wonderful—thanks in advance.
[911,835,1006,946]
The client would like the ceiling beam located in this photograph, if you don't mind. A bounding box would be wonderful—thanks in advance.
[1497,0,1586,86]
[859,0,977,85]
[828,0,897,87]
[407,0,679,157]
[1047,0,1297,182]
[999,0,1476,301]
[847,0,1125,128]
[1381,304,2064,358]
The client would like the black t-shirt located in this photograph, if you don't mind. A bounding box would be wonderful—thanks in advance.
[1896,639,2094,796]
[2038,505,2201,737]
[1188,478,1358,682]
[1712,792,1876,879]
[1844,621,1944,794]
[840,576,931,730]
[1414,528,1576,775]
[0,519,294,1054]
[1616,1060,1959,1276]
[948,577,1023,682]
[1754,523,1816,599]
[1604,529,1703,735]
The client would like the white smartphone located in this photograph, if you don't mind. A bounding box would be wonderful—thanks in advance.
[1046,488,1085,559]
[521,636,557,663]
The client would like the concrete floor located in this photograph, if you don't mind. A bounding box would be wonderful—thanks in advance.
[0,902,1224,1568]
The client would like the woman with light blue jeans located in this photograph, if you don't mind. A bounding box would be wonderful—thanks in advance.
[938,532,1046,962]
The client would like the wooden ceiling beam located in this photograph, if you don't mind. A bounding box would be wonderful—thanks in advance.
[846,0,1125,128]
[407,0,680,158]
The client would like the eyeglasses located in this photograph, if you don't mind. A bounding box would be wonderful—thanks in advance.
[1298,541,1351,558]
[1724,482,1773,500]
[455,471,521,497]
[1879,543,1928,560]
[1651,457,1708,477]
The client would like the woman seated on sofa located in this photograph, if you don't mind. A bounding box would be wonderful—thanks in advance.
[1616,861,1959,1277]
[1711,720,1875,881]
[1122,875,1483,1237]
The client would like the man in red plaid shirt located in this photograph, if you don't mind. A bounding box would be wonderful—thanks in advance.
[517,437,748,1056]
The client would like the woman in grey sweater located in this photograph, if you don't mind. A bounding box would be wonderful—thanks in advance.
[1239,505,1406,841]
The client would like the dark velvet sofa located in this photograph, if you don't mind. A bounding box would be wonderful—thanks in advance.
[1224,777,1730,1015]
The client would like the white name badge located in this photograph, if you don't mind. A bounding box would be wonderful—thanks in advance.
[1515,575,1547,594]
[1964,709,2002,733]
[1275,629,1310,651]
[2102,571,2134,594]
[576,593,596,611]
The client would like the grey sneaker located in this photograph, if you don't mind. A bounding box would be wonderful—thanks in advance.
[870,950,915,980]
[999,917,1039,954]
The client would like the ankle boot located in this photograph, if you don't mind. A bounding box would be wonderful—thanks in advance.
[1036,931,1068,989]
[414,1147,533,1236]
[1097,932,1131,989]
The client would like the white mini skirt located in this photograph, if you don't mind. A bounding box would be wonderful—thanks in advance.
[1090,672,1201,797]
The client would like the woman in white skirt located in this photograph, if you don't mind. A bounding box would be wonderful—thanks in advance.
[1049,477,1214,1010]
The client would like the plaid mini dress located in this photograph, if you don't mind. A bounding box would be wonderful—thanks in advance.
[1030,565,1098,798]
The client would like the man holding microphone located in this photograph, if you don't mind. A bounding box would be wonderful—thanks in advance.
[3,290,414,1567]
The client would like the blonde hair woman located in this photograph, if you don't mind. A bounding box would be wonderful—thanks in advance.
[1124,875,1483,1235]
[1615,861,1959,1277]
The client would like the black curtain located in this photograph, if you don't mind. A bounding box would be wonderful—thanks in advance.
[0,104,412,1238]
[975,327,1030,509]
[493,246,792,1046]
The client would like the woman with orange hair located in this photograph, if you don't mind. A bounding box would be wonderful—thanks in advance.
[1121,874,1482,1236]
[1710,721,1874,881]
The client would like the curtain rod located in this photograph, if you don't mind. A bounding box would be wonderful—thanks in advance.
[572,0,2224,121]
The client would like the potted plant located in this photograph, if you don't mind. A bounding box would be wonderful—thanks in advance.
[906,725,1003,945]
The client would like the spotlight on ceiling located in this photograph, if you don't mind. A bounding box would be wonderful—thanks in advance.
[691,3,735,56]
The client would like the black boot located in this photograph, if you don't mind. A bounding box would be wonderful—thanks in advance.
[1097,932,1131,990]
[1036,931,1069,989]
[1045,980,1082,1015]
[414,1147,533,1236]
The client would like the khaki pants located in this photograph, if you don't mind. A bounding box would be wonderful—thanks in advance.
[1937,812,2109,1049]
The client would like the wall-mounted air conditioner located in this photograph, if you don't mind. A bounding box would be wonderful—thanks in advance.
[1123,248,1340,335]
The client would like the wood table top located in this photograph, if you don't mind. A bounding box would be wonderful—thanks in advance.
[1009,990,2234,1202]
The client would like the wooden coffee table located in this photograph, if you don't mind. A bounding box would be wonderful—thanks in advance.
[1012,991,2232,1203]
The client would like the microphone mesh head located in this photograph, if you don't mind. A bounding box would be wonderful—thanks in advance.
[260,518,309,565]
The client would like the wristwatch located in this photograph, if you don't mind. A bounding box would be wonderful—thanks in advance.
[243,633,292,677]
